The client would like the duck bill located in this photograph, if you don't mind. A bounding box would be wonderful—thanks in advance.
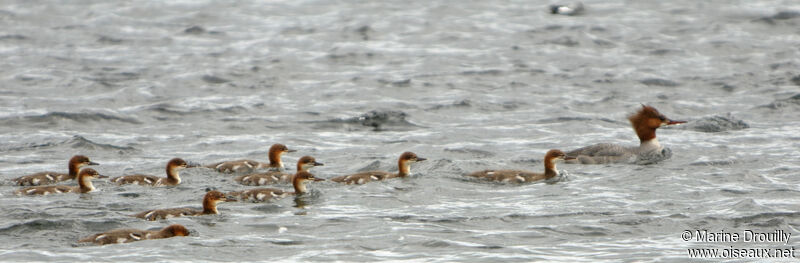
[286,149,297,153]
[416,158,427,162]
[97,174,109,179]
[564,156,577,161]
[313,178,325,182]
[667,120,687,125]
[88,161,100,166]
[314,162,324,166]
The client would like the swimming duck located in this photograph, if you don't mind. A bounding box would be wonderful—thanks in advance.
[133,191,235,221]
[566,105,686,164]
[78,224,190,245]
[14,168,106,195]
[11,155,99,186]
[110,158,189,186]
[235,156,323,186]
[331,152,426,184]
[205,144,295,173]
[467,149,574,183]
[229,171,324,202]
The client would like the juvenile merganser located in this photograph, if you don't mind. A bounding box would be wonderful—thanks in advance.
[134,190,235,221]
[78,224,190,245]
[331,152,426,185]
[11,155,99,186]
[566,105,686,164]
[235,156,323,186]
[229,171,324,202]
[110,158,189,186]
[467,149,574,183]
[205,144,295,173]
[14,168,107,195]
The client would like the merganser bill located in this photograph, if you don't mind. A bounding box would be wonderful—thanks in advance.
[331,152,426,185]
[110,158,189,186]
[78,224,190,245]
[12,155,99,186]
[229,171,324,202]
[566,105,686,164]
[205,144,295,173]
[235,156,323,186]
[134,190,235,221]
[14,168,107,195]
[467,149,574,183]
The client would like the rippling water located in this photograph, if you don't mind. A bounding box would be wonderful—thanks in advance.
[1,0,799,261]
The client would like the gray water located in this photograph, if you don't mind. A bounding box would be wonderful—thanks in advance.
[1,0,800,262]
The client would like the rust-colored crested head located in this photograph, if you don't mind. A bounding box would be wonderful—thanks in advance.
[542,149,570,174]
[397,152,425,177]
[79,168,106,179]
[299,156,323,166]
[399,152,426,163]
[545,149,566,160]
[164,224,190,237]
[167,158,188,169]
[268,144,295,166]
[297,156,324,171]
[205,190,235,202]
[269,144,296,154]
[202,190,235,214]
[629,105,666,129]
[628,105,685,142]
[69,155,98,177]
[77,168,106,193]
[294,171,325,183]
[292,171,323,194]
[71,155,98,166]
[544,149,574,163]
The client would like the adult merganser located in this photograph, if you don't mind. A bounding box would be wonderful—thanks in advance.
[566,105,686,164]
[229,171,324,202]
[78,224,190,245]
[110,158,189,186]
[330,152,426,185]
[235,156,323,186]
[205,144,295,173]
[134,190,235,221]
[467,149,574,183]
[14,168,107,195]
[11,155,99,186]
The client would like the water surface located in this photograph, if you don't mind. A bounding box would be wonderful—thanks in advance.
[1,0,799,262]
